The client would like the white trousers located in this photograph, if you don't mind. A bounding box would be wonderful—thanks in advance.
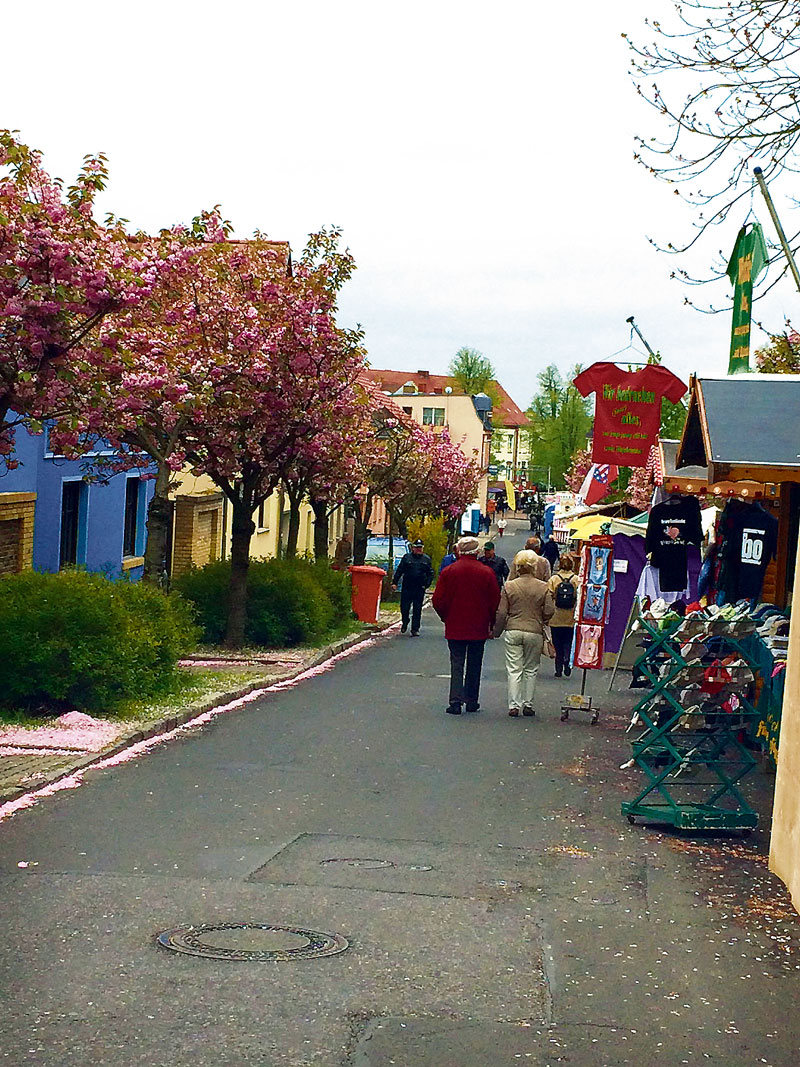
[504,630,544,710]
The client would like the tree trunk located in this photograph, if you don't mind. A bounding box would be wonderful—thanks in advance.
[225,499,255,649]
[352,493,371,566]
[311,499,330,560]
[142,461,173,584]
[285,492,301,559]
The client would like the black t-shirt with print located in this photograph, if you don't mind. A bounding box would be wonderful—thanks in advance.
[722,504,778,601]
[645,496,703,592]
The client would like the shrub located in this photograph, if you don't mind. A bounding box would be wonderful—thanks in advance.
[0,570,198,715]
[174,556,353,647]
[406,515,449,573]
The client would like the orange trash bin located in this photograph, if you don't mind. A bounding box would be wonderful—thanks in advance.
[348,565,386,623]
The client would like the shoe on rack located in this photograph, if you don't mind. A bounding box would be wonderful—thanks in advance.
[401,622,408,633]
[466,703,481,713]
[522,706,535,717]
[508,708,519,717]
[446,703,462,715]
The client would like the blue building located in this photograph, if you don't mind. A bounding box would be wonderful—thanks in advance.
[0,423,153,580]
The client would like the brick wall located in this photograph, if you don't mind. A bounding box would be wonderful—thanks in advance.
[171,493,223,578]
[0,493,36,575]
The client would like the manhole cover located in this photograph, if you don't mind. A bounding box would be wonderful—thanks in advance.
[320,857,395,870]
[155,922,349,961]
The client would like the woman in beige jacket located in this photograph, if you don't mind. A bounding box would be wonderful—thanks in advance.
[493,550,555,717]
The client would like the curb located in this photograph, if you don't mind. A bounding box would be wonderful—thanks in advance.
[0,621,399,807]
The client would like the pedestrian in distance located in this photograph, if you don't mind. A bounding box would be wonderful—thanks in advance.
[332,533,352,570]
[392,538,434,636]
[492,550,555,717]
[540,536,561,572]
[432,536,501,715]
[509,537,550,580]
[439,543,459,572]
[548,552,580,677]
[497,516,508,538]
[480,541,509,588]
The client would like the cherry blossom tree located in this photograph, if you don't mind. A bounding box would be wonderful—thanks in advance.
[0,132,162,465]
[177,227,366,647]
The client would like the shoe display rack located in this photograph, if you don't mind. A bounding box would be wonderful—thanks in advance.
[621,607,762,832]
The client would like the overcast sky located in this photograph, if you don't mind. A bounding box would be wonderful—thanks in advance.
[4,1,798,412]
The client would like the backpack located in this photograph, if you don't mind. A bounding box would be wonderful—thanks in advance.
[555,577,577,610]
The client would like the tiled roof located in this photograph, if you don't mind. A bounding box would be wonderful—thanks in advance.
[355,371,418,430]
[365,368,528,428]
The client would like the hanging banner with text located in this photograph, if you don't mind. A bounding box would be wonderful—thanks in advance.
[726,223,767,375]
[573,362,687,468]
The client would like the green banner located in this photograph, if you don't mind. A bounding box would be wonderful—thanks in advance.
[726,223,767,374]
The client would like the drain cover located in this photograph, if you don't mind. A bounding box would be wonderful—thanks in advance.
[572,893,618,906]
[155,922,349,961]
[319,857,435,872]
[320,857,395,870]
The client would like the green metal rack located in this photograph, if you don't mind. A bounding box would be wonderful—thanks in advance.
[621,612,761,832]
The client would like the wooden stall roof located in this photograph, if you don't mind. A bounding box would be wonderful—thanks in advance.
[677,375,800,483]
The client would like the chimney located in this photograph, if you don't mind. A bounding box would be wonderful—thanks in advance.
[417,369,430,378]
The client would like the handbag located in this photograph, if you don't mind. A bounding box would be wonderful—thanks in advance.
[543,626,555,659]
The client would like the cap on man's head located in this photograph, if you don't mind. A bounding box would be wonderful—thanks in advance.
[456,536,480,555]
[484,541,495,551]
[411,539,424,547]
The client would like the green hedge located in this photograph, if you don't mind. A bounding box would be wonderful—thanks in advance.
[173,557,352,647]
[0,570,198,714]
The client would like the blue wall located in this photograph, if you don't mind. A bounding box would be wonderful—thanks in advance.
[2,424,154,580]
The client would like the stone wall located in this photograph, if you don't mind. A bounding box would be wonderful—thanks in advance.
[0,492,36,575]
[171,493,223,577]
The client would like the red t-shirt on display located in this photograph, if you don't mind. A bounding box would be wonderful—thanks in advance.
[573,362,687,468]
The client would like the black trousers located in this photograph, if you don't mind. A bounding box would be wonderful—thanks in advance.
[400,586,425,632]
[551,626,574,675]
[447,638,486,709]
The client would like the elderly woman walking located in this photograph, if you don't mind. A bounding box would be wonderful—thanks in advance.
[493,550,555,717]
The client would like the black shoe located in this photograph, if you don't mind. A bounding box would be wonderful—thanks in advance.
[522,706,535,717]
[465,703,481,713]
[446,704,462,715]
[564,668,571,677]
[410,630,420,637]
[554,671,562,678]
[400,622,408,633]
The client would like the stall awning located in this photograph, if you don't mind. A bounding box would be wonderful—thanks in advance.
[677,375,800,482]
[569,514,611,540]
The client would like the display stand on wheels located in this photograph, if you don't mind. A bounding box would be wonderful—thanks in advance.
[560,534,614,726]
[621,608,762,831]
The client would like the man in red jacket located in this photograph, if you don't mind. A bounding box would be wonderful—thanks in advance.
[432,535,501,715]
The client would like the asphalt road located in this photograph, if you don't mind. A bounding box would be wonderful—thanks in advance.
[0,520,798,1066]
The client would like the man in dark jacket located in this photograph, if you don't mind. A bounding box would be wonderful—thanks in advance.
[540,536,561,571]
[432,536,501,715]
[480,541,509,588]
[392,539,434,636]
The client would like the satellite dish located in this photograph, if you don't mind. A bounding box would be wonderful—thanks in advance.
[445,386,452,394]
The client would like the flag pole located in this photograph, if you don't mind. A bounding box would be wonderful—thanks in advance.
[753,167,800,296]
